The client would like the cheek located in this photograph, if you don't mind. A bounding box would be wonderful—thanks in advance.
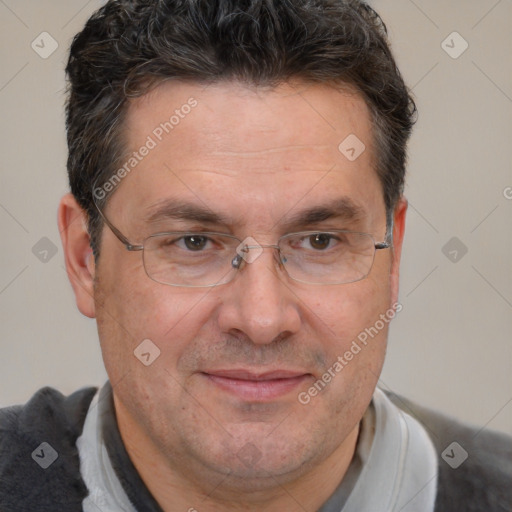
[295,280,391,427]
[93,253,217,379]
[299,271,391,392]
[305,268,391,343]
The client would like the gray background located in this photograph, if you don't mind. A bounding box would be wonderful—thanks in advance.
[1,0,511,435]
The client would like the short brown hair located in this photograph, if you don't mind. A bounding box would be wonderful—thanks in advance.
[65,0,416,255]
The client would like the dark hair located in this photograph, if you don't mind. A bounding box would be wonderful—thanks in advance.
[65,0,416,256]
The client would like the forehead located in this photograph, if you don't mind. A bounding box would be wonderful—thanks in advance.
[112,80,384,229]
[124,79,373,167]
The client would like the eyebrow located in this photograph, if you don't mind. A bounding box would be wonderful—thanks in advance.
[143,196,366,230]
[144,199,229,226]
[280,197,366,231]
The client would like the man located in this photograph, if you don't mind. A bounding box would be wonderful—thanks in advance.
[0,1,510,511]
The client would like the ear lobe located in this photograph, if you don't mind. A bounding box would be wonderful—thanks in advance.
[58,193,96,318]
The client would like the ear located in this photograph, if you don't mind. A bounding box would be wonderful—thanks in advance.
[58,193,96,318]
[389,196,407,306]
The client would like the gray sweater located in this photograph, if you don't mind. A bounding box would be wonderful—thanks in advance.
[0,386,510,511]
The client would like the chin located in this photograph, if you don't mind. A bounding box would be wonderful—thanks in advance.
[183,422,330,489]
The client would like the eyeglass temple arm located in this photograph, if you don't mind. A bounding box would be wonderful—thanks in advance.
[94,202,143,252]
[375,218,395,250]
[93,201,395,253]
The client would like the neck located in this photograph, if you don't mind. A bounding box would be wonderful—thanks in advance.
[114,397,360,512]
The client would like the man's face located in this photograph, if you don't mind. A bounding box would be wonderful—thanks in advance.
[92,81,404,488]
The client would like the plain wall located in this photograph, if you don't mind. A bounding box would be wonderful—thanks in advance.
[0,0,511,435]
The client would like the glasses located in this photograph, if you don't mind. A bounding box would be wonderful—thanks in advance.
[95,208,392,287]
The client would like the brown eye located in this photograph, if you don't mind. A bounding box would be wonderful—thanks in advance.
[183,235,209,251]
[309,233,332,250]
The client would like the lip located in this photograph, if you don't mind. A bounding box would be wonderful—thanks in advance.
[202,369,311,401]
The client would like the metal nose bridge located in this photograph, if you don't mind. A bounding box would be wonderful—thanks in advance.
[231,242,283,269]
[240,243,280,252]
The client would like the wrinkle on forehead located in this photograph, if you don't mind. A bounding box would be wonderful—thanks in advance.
[211,144,333,157]
[174,165,337,179]
[113,80,384,235]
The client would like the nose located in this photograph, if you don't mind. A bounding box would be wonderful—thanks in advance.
[217,246,302,345]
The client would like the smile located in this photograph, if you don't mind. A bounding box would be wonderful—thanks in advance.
[202,370,311,401]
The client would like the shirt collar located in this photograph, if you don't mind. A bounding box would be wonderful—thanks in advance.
[77,383,437,512]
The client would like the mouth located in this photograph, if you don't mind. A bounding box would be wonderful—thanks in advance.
[201,369,311,401]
